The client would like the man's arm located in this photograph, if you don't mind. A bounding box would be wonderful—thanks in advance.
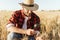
[6,23,35,35]
[6,11,26,34]
[34,16,41,36]
[6,23,26,34]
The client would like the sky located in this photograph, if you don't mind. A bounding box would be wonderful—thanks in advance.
[0,0,60,11]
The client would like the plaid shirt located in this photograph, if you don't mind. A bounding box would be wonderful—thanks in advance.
[8,10,40,31]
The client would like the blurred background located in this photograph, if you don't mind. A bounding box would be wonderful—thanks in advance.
[0,0,60,40]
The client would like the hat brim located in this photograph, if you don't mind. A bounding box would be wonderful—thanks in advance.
[19,3,39,11]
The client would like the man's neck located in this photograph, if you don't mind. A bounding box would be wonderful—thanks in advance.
[24,12,31,17]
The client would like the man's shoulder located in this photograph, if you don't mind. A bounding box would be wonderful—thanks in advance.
[32,12,40,19]
[12,10,22,15]
[13,10,21,13]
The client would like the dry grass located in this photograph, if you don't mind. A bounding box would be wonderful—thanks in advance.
[0,10,60,40]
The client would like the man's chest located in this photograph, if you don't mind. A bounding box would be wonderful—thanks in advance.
[16,16,36,29]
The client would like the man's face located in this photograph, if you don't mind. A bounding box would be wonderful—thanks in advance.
[23,8,32,16]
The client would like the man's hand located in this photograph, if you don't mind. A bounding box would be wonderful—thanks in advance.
[26,29,36,35]
[36,36,43,40]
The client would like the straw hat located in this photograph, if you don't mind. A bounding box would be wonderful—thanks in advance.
[19,0,39,11]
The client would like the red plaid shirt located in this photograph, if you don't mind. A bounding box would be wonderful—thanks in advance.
[8,10,40,31]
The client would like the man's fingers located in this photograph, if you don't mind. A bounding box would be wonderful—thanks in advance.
[26,29,35,35]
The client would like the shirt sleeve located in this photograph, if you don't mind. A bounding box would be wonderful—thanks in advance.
[37,17,41,31]
[35,17,41,35]
[6,23,14,29]
[34,17,41,32]
[8,11,18,25]
[6,11,18,28]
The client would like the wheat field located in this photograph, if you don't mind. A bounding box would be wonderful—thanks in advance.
[0,10,60,40]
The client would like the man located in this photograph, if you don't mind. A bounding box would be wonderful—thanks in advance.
[6,0,41,40]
